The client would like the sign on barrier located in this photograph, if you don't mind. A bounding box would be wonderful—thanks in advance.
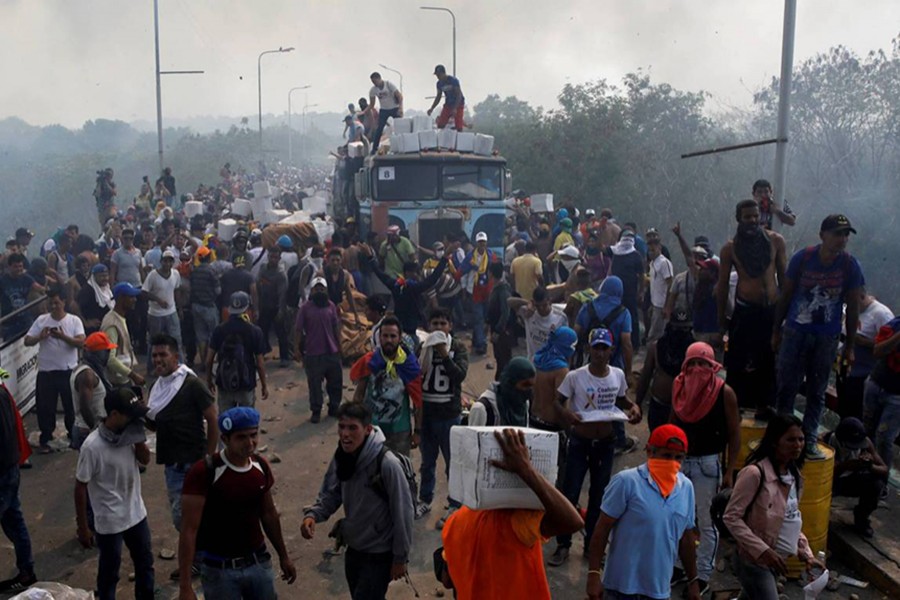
[0,337,39,413]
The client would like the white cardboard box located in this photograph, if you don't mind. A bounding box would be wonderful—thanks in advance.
[251,196,273,219]
[183,200,204,218]
[413,115,434,132]
[389,134,405,154]
[474,133,495,156]
[303,195,328,215]
[264,209,291,225]
[449,426,559,510]
[456,132,476,152]
[438,128,458,149]
[391,117,413,134]
[217,218,238,242]
[530,193,554,213]
[400,132,420,153]
[231,198,252,217]
[418,130,438,150]
[347,141,366,158]
[252,181,272,198]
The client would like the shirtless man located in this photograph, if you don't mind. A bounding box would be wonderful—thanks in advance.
[634,310,695,431]
[717,200,786,417]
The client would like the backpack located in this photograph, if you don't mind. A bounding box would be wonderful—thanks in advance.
[217,332,254,392]
[576,302,627,364]
[370,446,418,504]
[474,387,499,426]
[710,463,764,541]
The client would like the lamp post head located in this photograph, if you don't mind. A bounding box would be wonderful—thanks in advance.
[280,46,295,52]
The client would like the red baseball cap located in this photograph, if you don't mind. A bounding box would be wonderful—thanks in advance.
[648,424,688,453]
[84,332,118,352]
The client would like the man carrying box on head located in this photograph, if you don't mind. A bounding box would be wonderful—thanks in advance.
[439,428,584,600]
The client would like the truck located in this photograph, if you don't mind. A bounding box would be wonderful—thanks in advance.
[352,150,512,254]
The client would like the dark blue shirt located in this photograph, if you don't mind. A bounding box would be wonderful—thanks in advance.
[785,246,864,336]
[437,76,464,106]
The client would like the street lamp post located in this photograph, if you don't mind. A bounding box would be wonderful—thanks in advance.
[258,46,294,157]
[288,85,311,164]
[420,6,456,76]
[302,103,319,165]
[378,63,404,94]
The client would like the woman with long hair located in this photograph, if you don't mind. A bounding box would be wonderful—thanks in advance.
[723,414,824,599]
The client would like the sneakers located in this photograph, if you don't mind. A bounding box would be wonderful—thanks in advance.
[310,412,321,424]
[414,502,432,520]
[0,572,37,593]
[853,508,875,538]
[804,441,825,460]
[547,545,570,567]
[436,506,459,530]
[614,435,638,456]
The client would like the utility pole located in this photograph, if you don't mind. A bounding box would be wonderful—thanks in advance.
[772,0,797,231]
[258,46,294,158]
[420,6,457,76]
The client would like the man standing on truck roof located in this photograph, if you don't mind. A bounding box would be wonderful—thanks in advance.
[369,72,404,155]
[427,65,465,132]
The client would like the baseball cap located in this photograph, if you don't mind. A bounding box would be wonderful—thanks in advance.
[229,291,251,314]
[112,282,142,298]
[693,235,710,248]
[104,386,149,421]
[558,245,581,260]
[820,214,857,234]
[311,276,328,289]
[15,227,34,238]
[691,246,709,259]
[433,64,447,75]
[669,309,692,328]
[589,327,614,348]
[219,406,261,434]
[84,332,118,352]
[475,232,488,242]
[648,424,689,453]
[345,216,356,224]
[162,249,177,260]
[585,208,596,216]
[387,225,401,235]
[835,417,869,449]
[91,263,108,274]
[277,235,293,249]
[233,228,249,240]
[196,246,211,259]
[432,241,445,250]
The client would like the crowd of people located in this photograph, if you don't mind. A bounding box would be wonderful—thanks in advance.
[0,163,898,600]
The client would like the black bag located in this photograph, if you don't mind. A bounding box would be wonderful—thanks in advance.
[710,463,763,541]
[370,446,418,503]
[217,332,253,392]
[433,546,454,589]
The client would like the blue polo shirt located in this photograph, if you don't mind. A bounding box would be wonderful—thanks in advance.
[601,463,695,599]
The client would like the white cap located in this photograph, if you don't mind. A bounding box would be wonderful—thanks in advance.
[162,249,177,260]
[475,232,488,242]
[585,208,596,216]
[311,276,328,289]
[558,245,581,260]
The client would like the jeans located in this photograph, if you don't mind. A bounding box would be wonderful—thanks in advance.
[95,517,155,600]
[725,301,776,411]
[36,369,74,445]
[833,470,886,523]
[200,559,277,600]
[370,107,401,154]
[304,353,343,414]
[862,378,900,467]
[0,466,34,575]
[732,551,778,600]
[419,415,462,506]
[257,307,290,360]
[191,303,219,348]
[164,463,194,531]
[558,435,615,549]
[218,390,256,413]
[471,301,487,351]
[147,312,182,369]
[344,547,393,600]
[775,328,839,440]
[678,455,720,580]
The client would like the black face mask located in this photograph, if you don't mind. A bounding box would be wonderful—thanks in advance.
[311,292,329,308]
[586,246,600,256]
[335,444,363,481]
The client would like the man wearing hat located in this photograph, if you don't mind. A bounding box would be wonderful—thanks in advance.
[773,214,865,459]
[179,407,296,599]
[549,327,641,567]
[295,278,342,423]
[77,263,114,334]
[110,226,147,352]
[13,228,34,262]
[190,246,220,366]
[585,424,700,600]
[70,332,119,450]
[206,292,268,413]
[635,310,696,432]
[378,225,416,280]
[821,417,888,538]
[426,64,465,131]
[142,248,183,365]
[458,232,497,355]
[102,283,145,388]
[74,387,155,600]
[219,252,258,322]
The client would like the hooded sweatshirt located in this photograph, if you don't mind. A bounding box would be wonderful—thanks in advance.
[304,427,414,562]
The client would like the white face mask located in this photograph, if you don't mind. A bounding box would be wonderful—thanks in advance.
[311,257,323,270]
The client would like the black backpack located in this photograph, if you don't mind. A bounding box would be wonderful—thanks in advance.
[576,302,627,364]
[370,446,418,504]
[217,332,253,392]
[710,463,764,541]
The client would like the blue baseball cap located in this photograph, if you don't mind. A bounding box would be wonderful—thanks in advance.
[112,282,142,298]
[589,327,614,348]
[219,406,260,433]
[276,235,293,249]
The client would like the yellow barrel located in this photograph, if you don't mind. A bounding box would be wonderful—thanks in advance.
[735,414,768,468]
[786,443,834,579]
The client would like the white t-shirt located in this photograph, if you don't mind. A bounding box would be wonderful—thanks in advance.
[520,306,568,360]
[557,364,629,423]
[859,299,894,340]
[775,472,801,557]
[370,80,400,110]
[27,313,84,372]
[75,429,147,535]
[142,269,181,317]
[649,254,674,308]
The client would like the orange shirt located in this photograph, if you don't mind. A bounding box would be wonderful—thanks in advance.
[442,507,549,600]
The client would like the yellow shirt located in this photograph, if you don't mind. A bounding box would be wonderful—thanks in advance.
[511,254,543,301]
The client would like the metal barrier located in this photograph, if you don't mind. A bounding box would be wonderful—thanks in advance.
[0,294,47,413]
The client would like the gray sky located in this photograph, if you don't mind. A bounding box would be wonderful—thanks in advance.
[1,0,897,128]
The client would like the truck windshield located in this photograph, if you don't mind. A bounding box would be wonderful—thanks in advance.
[442,164,502,200]
[374,164,439,200]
